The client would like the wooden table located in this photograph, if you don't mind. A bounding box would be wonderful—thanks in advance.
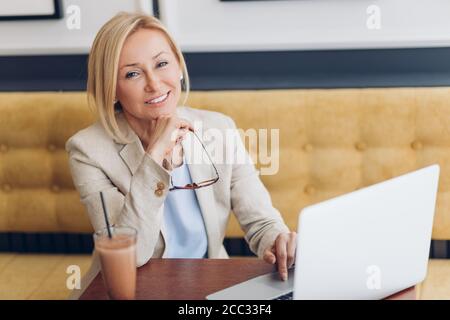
[80,258,415,300]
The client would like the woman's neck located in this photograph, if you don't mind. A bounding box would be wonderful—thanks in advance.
[122,111,154,150]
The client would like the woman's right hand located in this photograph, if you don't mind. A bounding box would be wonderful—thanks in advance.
[144,115,193,168]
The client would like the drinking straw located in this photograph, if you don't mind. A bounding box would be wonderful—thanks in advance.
[100,191,112,239]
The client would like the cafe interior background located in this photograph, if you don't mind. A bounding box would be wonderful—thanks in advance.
[1,0,450,299]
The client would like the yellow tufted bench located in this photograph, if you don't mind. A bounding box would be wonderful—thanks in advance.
[0,89,450,299]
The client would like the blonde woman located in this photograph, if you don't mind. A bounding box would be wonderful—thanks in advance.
[66,12,296,297]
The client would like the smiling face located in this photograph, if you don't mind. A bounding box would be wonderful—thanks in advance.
[116,28,182,126]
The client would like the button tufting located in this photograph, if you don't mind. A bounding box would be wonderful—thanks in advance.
[304,185,316,195]
[411,141,423,150]
[0,144,8,153]
[355,142,367,151]
[48,144,57,152]
[303,143,313,152]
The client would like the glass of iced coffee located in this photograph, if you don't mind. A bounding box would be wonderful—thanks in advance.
[94,226,137,300]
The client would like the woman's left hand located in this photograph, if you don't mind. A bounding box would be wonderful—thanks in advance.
[263,231,297,281]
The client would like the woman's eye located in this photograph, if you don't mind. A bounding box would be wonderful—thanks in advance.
[125,71,139,79]
[157,61,168,68]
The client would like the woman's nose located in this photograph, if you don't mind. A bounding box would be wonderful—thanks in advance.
[144,74,161,92]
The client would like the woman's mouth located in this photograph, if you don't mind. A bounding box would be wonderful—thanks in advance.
[144,91,170,106]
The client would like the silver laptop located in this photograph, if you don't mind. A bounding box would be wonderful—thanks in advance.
[207,164,440,300]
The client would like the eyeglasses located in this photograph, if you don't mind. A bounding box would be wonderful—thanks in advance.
[169,130,220,191]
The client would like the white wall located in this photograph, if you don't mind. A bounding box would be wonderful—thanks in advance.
[1,0,450,55]
[0,0,152,55]
[159,0,450,52]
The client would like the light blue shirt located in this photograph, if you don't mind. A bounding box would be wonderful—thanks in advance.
[163,159,208,258]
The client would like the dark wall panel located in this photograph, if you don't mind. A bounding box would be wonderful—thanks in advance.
[2,47,450,91]
[0,232,448,258]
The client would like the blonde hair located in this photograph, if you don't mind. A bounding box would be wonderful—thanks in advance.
[87,12,190,143]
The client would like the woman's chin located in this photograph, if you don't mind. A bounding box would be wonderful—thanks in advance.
[145,104,176,119]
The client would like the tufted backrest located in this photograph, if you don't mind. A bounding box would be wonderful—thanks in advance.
[1,89,450,239]
[0,92,95,233]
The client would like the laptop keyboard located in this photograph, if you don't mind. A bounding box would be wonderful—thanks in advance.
[273,291,293,300]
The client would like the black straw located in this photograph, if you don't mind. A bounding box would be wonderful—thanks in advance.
[100,191,112,239]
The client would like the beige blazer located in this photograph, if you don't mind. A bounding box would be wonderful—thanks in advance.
[66,106,289,299]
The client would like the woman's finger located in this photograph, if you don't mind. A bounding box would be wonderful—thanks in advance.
[178,118,194,132]
[263,247,276,265]
[275,234,288,281]
[286,232,297,268]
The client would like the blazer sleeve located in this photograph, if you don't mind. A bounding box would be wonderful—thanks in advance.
[66,137,170,267]
[226,116,290,259]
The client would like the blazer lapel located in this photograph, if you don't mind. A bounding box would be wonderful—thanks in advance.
[119,140,144,176]
[116,113,145,176]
